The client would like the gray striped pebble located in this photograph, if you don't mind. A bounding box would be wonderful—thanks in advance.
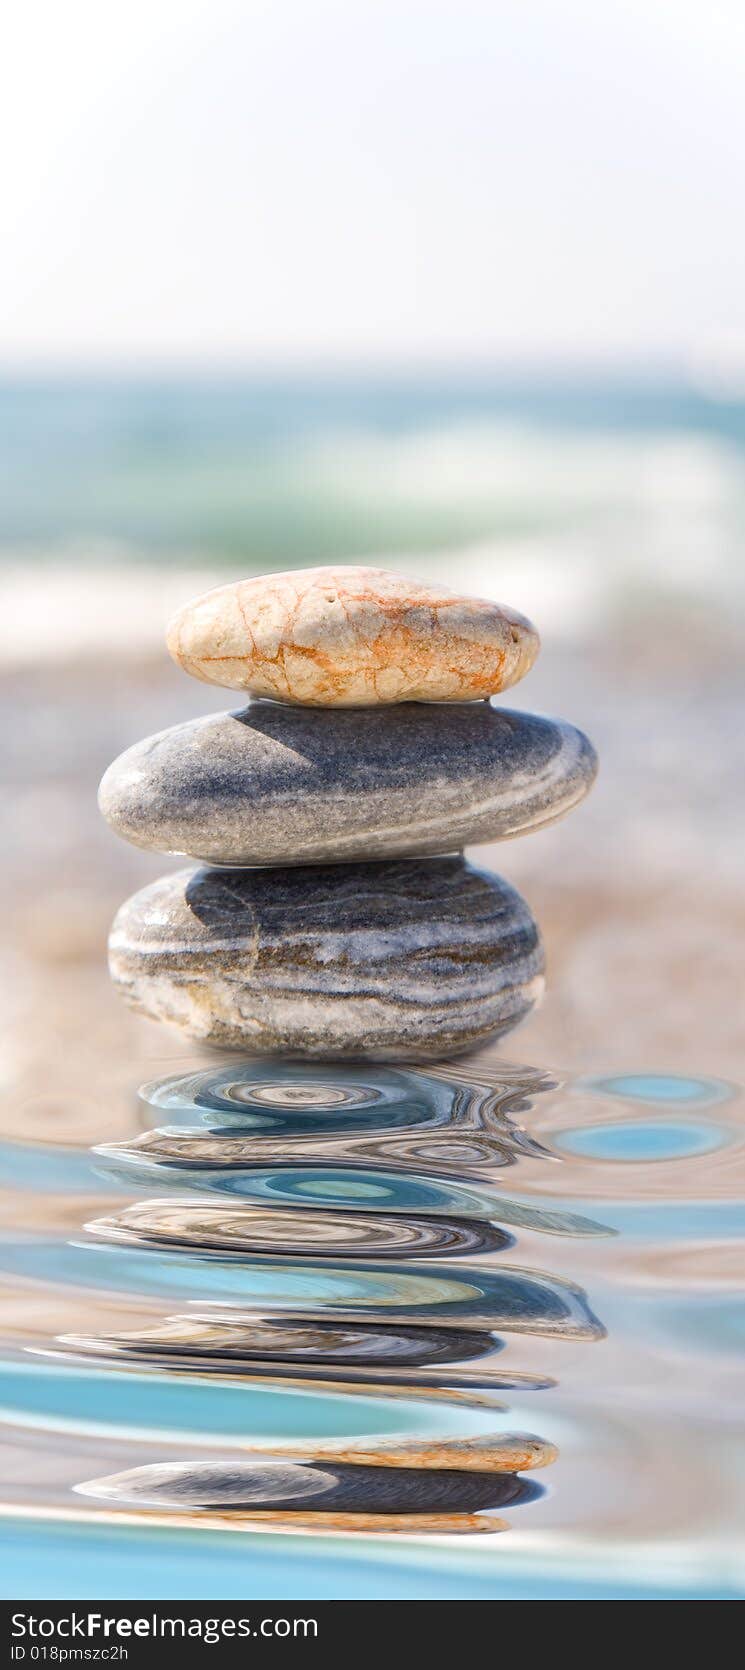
[108,856,544,1058]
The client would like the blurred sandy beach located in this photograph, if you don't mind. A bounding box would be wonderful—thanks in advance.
[1,376,743,1145]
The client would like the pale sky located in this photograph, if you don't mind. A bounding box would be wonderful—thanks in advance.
[1,0,745,368]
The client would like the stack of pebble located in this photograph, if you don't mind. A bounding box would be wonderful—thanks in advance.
[99,566,597,1059]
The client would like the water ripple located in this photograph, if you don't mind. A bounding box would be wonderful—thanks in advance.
[2,1060,742,1564]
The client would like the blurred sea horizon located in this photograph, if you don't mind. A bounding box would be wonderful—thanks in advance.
[2,369,744,665]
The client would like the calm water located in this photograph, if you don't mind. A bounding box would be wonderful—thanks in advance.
[1,1057,743,1599]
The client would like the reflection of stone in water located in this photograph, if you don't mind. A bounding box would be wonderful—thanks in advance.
[62,1314,507,1367]
[100,1127,533,1176]
[78,1458,543,1516]
[137,1059,557,1154]
[58,1310,557,1402]
[77,1430,554,1531]
[94,1133,611,1237]
[237,1082,372,1108]
[84,1201,512,1259]
[213,1431,557,1472]
[64,1059,609,1532]
[59,1221,604,1335]
[56,1310,552,1422]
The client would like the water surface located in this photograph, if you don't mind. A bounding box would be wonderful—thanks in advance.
[0,1057,742,1597]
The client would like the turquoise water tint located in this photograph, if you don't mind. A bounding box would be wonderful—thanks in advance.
[555,1121,726,1161]
[1,1060,742,1600]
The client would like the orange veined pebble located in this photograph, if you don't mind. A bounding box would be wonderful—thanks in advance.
[166,565,539,706]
